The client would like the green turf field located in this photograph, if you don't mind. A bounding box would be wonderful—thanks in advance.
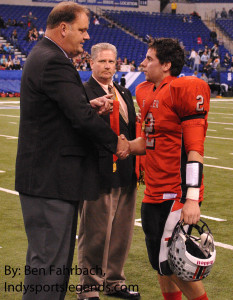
[0,98,232,299]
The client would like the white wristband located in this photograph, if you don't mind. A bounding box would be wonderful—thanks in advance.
[186,187,200,201]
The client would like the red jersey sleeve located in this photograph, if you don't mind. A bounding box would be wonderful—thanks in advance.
[169,76,210,155]
[169,76,210,119]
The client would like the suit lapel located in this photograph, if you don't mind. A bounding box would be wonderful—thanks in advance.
[88,76,106,98]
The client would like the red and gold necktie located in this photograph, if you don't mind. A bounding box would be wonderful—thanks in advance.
[108,85,119,172]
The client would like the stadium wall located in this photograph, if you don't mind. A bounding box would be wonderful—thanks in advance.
[0,0,232,20]
[0,0,160,13]
[1,70,233,96]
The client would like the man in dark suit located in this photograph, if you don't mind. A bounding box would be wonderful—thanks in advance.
[77,43,140,300]
[15,3,130,300]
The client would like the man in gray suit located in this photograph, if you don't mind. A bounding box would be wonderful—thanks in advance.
[77,43,140,300]
[15,3,129,300]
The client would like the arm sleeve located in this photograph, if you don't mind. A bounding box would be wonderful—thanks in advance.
[41,57,118,153]
[170,77,210,155]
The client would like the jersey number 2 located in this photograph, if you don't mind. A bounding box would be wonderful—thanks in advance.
[196,95,204,112]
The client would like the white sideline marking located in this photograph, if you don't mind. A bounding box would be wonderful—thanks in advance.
[9,122,17,124]
[204,156,218,160]
[0,246,2,249]
[207,129,216,132]
[204,164,233,171]
[225,128,233,130]
[0,170,6,173]
[0,134,18,140]
[206,135,233,141]
[0,114,19,118]
[0,187,19,195]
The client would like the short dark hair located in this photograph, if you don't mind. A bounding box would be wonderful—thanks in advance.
[148,38,184,76]
[46,1,90,29]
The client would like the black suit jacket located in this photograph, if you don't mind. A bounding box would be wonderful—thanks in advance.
[15,38,118,201]
[84,76,137,190]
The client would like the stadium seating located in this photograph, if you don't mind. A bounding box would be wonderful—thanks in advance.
[0,5,50,56]
[0,4,232,74]
[216,19,233,40]
[0,4,148,67]
[103,10,230,66]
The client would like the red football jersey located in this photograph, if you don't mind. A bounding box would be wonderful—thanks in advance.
[136,76,210,204]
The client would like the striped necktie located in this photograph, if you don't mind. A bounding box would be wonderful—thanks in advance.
[108,85,128,124]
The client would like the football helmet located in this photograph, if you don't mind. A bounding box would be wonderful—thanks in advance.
[168,219,216,281]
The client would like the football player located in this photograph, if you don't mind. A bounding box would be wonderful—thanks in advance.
[129,38,210,300]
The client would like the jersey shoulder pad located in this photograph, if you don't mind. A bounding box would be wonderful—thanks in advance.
[169,76,210,118]
[170,76,209,91]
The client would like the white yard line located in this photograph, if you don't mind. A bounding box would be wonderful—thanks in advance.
[0,187,19,195]
[207,129,216,132]
[204,164,233,171]
[225,128,233,130]
[0,170,6,173]
[214,242,233,251]
[210,99,233,102]
[0,188,231,251]
[200,215,226,222]
[0,114,19,118]
[208,121,233,125]
[0,134,18,140]
[9,122,17,125]
[206,135,233,141]
[134,219,232,250]
[0,101,20,104]
[0,107,20,110]
[209,112,233,116]
[204,156,218,160]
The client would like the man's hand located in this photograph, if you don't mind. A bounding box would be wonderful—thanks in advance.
[90,95,113,115]
[180,199,200,225]
[116,134,130,160]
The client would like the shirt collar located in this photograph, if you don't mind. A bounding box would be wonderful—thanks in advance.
[92,75,114,93]
[45,36,69,58]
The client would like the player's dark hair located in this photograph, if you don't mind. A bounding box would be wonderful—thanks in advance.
[46,1,90,29]
[148,38,184,76]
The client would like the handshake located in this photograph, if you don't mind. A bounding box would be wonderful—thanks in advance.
[116,134,131,160]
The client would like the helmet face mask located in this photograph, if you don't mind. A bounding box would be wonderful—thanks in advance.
[168,219,216,281]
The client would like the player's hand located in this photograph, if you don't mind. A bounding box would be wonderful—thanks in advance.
[90,95,113,115]
[180,199,200,225]
[116,134,130,160]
